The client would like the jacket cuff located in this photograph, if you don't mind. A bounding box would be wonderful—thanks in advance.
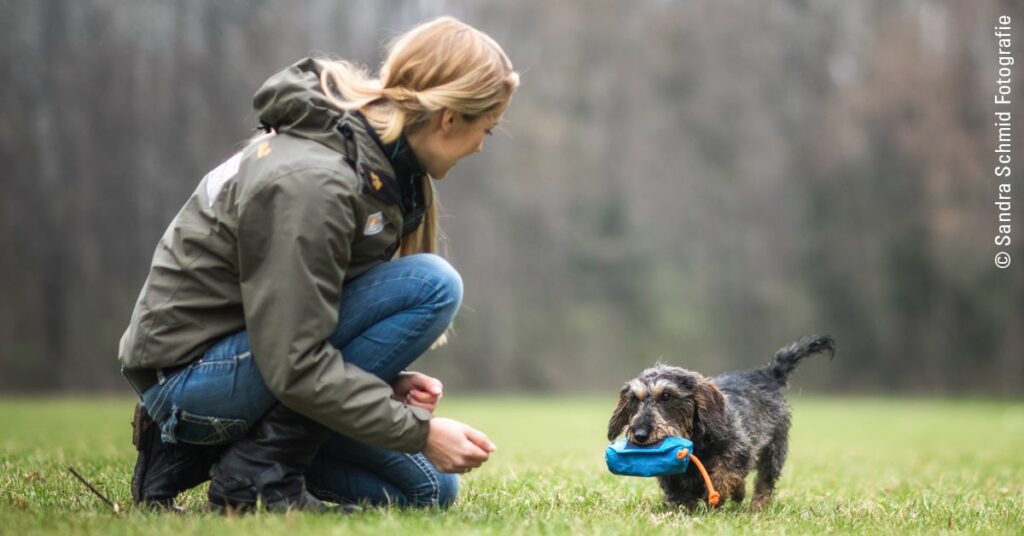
[400,405,433,452]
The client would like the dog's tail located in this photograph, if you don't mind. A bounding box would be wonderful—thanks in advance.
[761,335,835,387]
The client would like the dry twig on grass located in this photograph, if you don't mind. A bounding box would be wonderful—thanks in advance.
[66,465,121,515]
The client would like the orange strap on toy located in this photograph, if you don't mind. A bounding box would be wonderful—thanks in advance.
[677,448,721,506]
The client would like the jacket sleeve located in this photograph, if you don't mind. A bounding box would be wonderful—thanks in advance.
[236,168,431,452]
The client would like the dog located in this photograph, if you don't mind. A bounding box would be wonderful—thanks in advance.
[607,335,835,510]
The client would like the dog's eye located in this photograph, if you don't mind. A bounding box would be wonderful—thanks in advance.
[659,391,671,402]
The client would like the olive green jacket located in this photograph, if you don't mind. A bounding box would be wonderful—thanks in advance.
[119,58,431,452]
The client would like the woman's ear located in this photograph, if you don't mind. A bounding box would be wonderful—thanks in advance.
[607,386,634,441]
[438,108,456,133]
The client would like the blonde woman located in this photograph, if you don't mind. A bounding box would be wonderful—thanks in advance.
[119,16,519,512]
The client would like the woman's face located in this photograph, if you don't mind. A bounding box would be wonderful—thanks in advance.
[408,109,502,179]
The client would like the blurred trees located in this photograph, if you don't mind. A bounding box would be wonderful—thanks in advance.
[0,0,1020,395]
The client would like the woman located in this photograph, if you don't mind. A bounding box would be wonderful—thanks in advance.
[119,16,519,512]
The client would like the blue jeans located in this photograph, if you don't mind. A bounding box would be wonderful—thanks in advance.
[138,254,462,508]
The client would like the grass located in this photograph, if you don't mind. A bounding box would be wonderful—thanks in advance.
[1,395,1022,535]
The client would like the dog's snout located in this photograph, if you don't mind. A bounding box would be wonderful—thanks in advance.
[632,425,651,444]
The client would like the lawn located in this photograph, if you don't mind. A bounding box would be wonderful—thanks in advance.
[1,395,1022,535]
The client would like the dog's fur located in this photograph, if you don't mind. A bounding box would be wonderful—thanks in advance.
[607,335,835,510]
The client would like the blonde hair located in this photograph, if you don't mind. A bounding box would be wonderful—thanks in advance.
[318,16,519,257]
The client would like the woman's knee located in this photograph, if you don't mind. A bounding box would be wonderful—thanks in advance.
[407,254,463,313]
[399,452,459,508]
[435,472,459,509]
[409,471,459,509]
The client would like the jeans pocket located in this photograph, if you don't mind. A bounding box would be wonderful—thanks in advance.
[173,410,249,445]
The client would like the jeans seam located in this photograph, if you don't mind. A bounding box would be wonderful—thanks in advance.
[197,350,251,366]
[405,453,439,505]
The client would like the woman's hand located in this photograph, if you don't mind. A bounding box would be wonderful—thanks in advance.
[391,371,444,412]
[422,417,497,474]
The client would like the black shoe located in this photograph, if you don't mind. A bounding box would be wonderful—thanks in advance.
[131,403,225,509]
[207,404,334,513]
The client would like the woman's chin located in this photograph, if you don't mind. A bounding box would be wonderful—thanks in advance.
[428,165,454,180]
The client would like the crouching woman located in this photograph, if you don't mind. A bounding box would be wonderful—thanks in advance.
[118,16,518,512]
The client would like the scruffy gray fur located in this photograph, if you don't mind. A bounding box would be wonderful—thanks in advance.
[607,335,835,510]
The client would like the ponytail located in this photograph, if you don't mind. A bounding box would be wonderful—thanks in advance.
[317,16,519,257]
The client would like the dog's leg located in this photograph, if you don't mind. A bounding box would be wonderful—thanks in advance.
[730,477,746,504]
[707,463,746,508]
[751,433,788,510]
[658,474,703,511]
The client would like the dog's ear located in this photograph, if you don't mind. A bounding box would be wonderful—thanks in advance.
[607,385,634,441]
[693,378,728,447]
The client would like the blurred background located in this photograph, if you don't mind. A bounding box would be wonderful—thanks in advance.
[0,0,1020,396]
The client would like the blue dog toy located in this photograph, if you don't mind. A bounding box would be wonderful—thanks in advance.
[606,437,693,477]
[605,436,721,506]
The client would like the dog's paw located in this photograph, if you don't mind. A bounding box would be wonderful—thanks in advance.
[749,494,773,511]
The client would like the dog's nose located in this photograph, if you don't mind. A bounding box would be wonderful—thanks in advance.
[633,426,650,444]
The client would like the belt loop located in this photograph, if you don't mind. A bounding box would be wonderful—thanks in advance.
[156,368,167,385]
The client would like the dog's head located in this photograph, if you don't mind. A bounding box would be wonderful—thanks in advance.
[607,365,727,446]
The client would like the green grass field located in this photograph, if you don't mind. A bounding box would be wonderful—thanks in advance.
[1,396,1022,535]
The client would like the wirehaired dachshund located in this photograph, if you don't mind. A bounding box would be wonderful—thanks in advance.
[607,335,835,510]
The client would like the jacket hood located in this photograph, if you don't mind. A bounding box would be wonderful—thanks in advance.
[254,57,343,137]
[252,57,393,177]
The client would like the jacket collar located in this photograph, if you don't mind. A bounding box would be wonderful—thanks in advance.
[366,119,429,236]
[388,139,429,237]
